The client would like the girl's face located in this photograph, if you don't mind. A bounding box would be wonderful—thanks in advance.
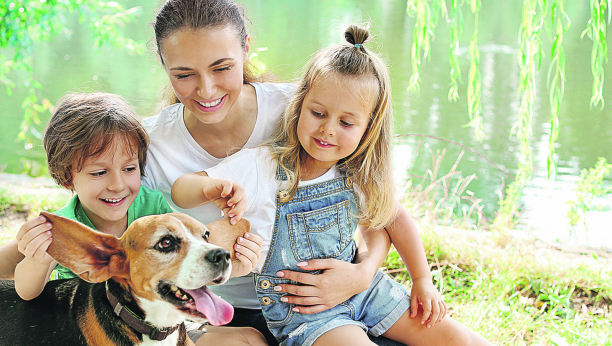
[160,25,249,125]
[66,139,141,236]
[297,74,376,173]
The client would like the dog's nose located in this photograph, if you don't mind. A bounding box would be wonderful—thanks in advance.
[205,248,230,266]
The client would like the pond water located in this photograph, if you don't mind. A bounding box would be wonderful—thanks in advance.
[0,0,610,248]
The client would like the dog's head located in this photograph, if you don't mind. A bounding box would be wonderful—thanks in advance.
[41,211,249,326]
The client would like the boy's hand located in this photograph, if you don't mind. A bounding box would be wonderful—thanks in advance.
[16,216,54,265]
[230,232,263,278]
[204,179,246,225]
[410,276,447,328]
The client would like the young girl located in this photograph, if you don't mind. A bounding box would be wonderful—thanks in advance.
[172,25,493,346]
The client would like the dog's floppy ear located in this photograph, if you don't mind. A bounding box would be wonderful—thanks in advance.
[41,211,129,283]
[206,218,251,260]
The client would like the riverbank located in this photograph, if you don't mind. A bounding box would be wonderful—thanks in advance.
[1,172,610,345]
[2,172,610,258]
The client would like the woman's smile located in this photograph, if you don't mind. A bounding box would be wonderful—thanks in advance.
[194,95,226,112]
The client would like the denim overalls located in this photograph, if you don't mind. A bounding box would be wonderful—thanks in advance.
[254,164,411,346]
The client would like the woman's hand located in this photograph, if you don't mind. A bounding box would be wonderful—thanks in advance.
[410,276,447,328]
[230,232,263,278]
[273,259,373,314]
[16,216,54,265]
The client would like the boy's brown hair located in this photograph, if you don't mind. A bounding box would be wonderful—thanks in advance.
[44,92,149,189]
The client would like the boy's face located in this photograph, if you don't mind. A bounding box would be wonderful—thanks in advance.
[66,140,141,236]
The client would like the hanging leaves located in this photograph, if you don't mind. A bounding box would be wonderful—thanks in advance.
[581,0,610,109]
[497,0,546,225]
[546,0,570,181]
[448,0,463,102]
[466,0,484,141]
[406,0,445,92]
[0,0,145,146]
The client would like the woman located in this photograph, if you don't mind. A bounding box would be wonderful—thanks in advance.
[145,0,401,345]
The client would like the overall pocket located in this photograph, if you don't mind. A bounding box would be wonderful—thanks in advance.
[286,200,354,263]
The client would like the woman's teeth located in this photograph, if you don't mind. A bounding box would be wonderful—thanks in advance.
[196,97,222,108]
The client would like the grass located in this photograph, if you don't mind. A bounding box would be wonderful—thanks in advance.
[385,147,612,345]
[1,151,610,345]
[384,228,611,345]
[0,185,69,244]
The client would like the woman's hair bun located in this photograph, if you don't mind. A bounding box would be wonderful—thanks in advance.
[344,24,371,46]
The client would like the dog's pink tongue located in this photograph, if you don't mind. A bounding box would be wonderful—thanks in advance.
[184,286,234,326]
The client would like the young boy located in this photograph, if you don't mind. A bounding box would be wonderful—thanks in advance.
[3,92,266,345]
[13,92,172,300]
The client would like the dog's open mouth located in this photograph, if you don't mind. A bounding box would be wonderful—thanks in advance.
[159,282,233,325]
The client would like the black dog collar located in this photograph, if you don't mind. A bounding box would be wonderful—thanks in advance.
[105,283,183,341]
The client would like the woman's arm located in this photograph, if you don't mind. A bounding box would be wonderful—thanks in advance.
[273,225,391,314]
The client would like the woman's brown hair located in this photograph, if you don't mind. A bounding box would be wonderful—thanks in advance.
[153,0,271,106]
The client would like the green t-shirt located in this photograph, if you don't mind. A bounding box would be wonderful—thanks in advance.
[51,185,173,280]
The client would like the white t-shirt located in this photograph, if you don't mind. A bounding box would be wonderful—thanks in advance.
[142,82,296,308]
[205,147,341,308]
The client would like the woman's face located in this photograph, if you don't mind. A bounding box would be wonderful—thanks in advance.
[160,25,249,125]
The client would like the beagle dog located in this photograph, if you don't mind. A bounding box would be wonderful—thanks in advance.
[0,212,249,346]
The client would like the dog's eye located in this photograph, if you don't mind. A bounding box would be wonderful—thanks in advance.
[155,236,178,252]
[203,231,210,242]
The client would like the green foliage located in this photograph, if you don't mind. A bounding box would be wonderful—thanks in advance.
[465,0,484,141]
[546,0,570,180]
[0,185,69,218]
[406,0,609,225]
[406,0,445,93]
[581,0,610,109]
[0,185,70,245]
[496,0,546,227]
[447,0,462,102]
[0,0,146,146]
[567,157,612,235]
[384,226,612,344]
[396,138,491,231]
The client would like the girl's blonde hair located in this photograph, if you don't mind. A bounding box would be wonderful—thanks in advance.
[271,24,396,230]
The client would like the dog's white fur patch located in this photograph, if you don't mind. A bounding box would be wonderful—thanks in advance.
[174,219,231,289]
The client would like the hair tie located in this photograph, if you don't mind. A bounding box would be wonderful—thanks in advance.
[354,44,363,48]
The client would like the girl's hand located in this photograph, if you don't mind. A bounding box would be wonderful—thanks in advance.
[410,276,447,328]
[204,179,246,225]
[230,232,263,278]
[16,216,54,265]
[274,259,372,314]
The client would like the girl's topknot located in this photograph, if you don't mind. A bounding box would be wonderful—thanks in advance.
[272,23,396,229]
[344,24,370,49]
